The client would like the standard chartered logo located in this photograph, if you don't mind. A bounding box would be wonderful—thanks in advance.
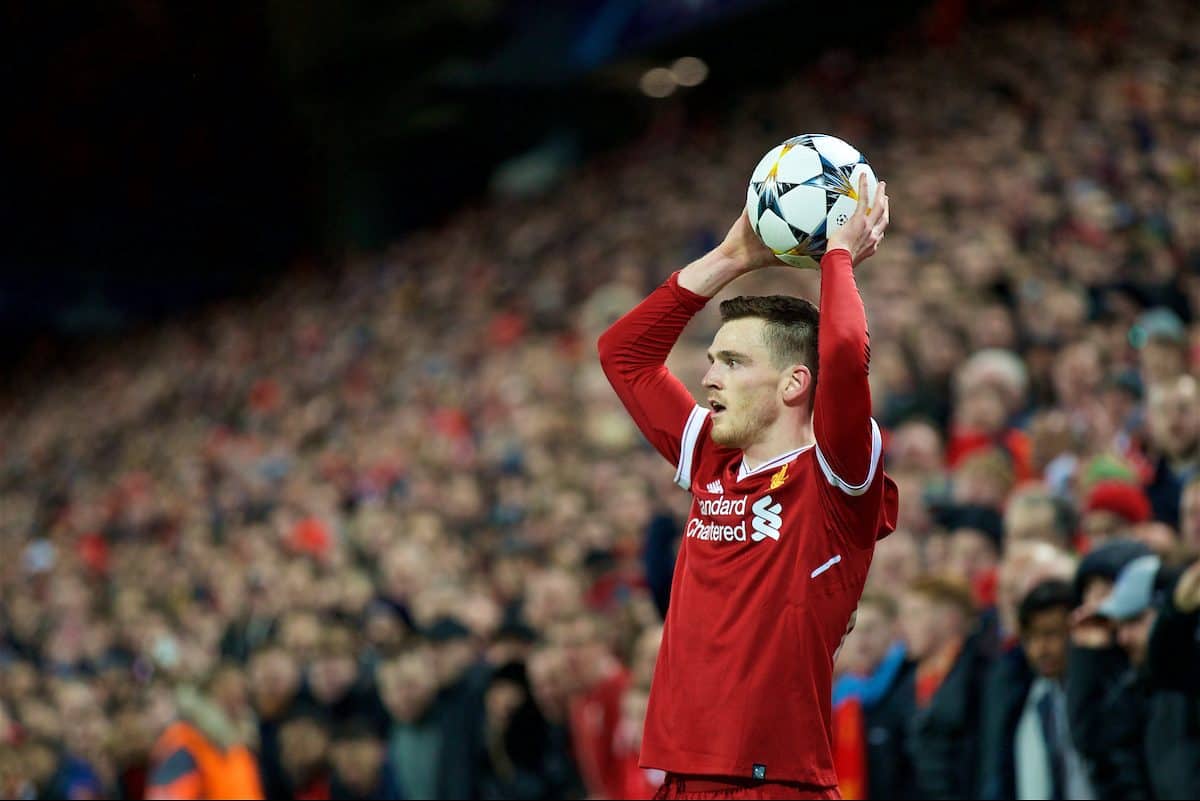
[751,495,782,542]
[686,516,746,542]
[686,494,783,545]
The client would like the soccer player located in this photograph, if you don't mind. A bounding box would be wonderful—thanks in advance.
[598,176,898,800]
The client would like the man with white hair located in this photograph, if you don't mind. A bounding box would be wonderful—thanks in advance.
[947,348,1034,483]
[956,348,1030,417]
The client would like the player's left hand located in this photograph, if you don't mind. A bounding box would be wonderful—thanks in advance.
[825,175,888,266]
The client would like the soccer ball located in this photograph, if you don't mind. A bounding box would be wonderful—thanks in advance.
[746,134,877,268]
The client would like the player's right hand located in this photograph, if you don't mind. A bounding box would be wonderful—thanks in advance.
[718,209,780,273]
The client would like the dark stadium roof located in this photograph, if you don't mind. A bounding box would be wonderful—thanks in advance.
[2,0,937,347]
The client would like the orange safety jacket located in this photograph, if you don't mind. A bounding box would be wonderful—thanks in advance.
[144,720,264,800]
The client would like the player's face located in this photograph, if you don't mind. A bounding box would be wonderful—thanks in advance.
[703,318,784,449]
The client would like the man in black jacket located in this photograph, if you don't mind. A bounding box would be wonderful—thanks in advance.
[833,591,917,800]
[1141,557,1200,799]
[898,576,991,800]
[1068,553,1158,800]
[1142,374,1200,529]
[1070,552,1200,800]
[1063,538,1150,799]
[979,579,1094,800]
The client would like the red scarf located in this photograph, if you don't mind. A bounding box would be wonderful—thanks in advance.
[916,638,964,708]
[833,696,867,799]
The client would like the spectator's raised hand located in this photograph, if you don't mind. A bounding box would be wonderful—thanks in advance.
[1173,559,1200,614]
[1070,601,1116,649]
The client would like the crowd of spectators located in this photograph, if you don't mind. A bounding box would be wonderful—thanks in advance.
[2,0,1199,798]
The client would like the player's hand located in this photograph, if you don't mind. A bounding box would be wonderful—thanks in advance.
[718,209,780,274]
[1173,559,1200,613]
[825,175,888,266]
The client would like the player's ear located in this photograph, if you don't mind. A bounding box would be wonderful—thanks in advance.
[781,364,811,406]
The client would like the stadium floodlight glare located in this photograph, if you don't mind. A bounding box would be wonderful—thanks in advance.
[670,56,708,87]
[639,67,677,98]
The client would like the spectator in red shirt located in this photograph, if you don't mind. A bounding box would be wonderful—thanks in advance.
[555,611,631,800]
[946,349,1034,483]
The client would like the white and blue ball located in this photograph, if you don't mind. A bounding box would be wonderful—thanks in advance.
[746,134,877,268]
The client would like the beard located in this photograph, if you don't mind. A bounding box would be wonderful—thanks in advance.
[710,414,748,448]
[709,396,778,449]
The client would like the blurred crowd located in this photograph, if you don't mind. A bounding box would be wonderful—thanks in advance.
[2,0,1200,798]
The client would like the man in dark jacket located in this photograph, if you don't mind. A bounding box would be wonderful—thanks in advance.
[476,660,554,800]
[1070,552,1199,800]
[1141,557,1200,799]
[1142,374,1200,529]
[426,616,489,800]
[833,592,917,800]
[977,636,1032,800]
[898,576,991,800]
[1068,553,1158,800]
[979,579,1094,800]
[1063,535,1151,800]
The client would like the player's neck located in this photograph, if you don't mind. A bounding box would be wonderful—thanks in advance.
[741,416,814,472]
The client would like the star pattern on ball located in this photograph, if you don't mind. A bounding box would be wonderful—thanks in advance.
[751,144,799,225]
[746,134,873,265]
[787,229,827,258]
[802,155,859,212]
[751,178,801,226]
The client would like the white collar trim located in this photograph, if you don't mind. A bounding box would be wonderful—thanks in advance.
[738,444,813,481]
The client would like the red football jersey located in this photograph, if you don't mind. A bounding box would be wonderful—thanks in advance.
[598,249,899,786]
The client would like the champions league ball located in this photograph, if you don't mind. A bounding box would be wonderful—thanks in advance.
[746,134,878,268]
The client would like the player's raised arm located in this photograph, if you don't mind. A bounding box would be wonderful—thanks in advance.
[812,177,889,502]
[597,212,773,486]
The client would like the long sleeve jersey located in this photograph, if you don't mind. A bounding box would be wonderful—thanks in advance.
[597,247,898,786]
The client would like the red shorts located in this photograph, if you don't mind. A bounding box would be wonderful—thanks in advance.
[652,773,841,800]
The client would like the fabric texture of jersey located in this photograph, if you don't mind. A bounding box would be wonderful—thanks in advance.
[598,249,898,787]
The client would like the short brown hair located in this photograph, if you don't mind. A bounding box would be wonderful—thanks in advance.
[905,575,976,619]
[719,295,819,379]
[857,591,899,620]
